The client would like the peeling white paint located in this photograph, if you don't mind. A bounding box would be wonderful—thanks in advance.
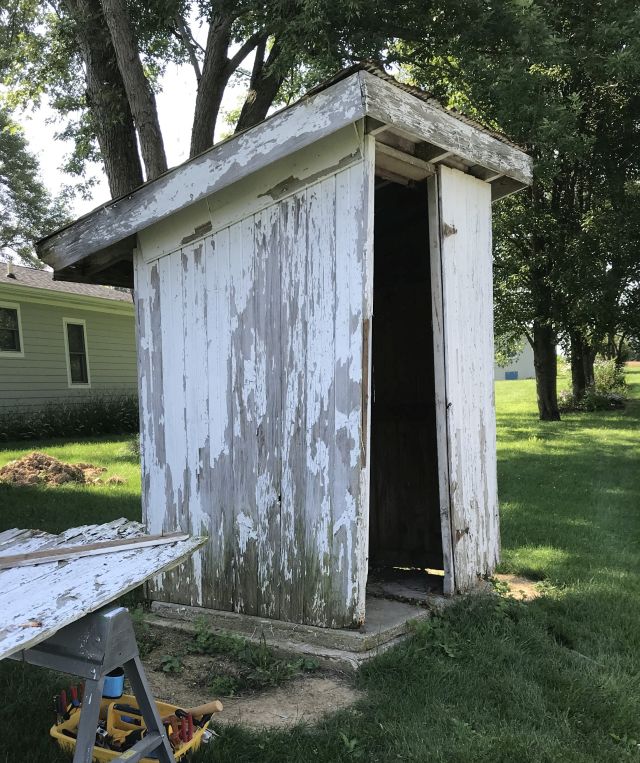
[236,512,258,554]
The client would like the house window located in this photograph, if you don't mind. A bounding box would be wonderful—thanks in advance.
[0,302,24,356]
[64,319,90,386]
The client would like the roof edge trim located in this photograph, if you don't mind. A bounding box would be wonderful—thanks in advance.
[37,74,366,272]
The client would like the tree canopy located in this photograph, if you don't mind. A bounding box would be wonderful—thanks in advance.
[0,108,68,265]
[398,0,640,417]
[2,0,639,418]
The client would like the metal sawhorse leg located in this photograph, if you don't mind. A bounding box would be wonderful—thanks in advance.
[10,605,175,763]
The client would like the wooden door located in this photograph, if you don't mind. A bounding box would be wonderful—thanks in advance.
[430,165,500,592]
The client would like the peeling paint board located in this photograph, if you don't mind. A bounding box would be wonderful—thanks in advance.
[356,135,376,624]
[0,524,204,660]
[147,251,187,603]
[279,191,308,623]
[303,177,337,626]
[205,228,235,612]
[438,165,499,590]
[138,127,365,265]
[229,218,259,615]
[0,532,189,569]
[0,529,31,549]
[254,204,282,620]
[427,173,455,596]
[39,75,367,272]
[361,72,533,187]
[134,256,164,535]
[333,162,366,624]
[1,521,143,595]
[182,240,209,607]
[157,253,184,536]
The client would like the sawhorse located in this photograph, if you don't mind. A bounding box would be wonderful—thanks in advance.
[10,605,175,763]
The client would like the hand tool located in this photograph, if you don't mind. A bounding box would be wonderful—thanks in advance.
[54,694,63,725]
[59,689,69,720]
[164,700,224,727]
[187,713,194,741]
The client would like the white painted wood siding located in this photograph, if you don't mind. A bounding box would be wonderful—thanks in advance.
[437,165,500,590]
[134,157,373,628]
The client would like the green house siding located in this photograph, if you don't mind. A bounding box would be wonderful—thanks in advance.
[0,298,137,411]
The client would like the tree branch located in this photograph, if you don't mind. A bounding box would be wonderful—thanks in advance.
[226,29,268,77]
[173,14,202,82]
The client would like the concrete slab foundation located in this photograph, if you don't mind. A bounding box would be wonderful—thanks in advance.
[147,592,449,671]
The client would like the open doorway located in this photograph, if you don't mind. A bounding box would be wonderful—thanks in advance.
[368,179,444,601]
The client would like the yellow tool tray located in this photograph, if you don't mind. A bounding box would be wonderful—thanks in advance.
[50,693,212,762]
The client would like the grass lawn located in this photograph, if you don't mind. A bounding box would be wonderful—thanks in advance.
[1,370,639,762]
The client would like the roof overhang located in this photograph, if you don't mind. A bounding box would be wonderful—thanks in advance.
[37,68,532,287]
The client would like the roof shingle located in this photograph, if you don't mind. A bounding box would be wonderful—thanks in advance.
[1,265,132,302]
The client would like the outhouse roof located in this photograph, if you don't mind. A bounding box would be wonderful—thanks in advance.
[37,65,533,288]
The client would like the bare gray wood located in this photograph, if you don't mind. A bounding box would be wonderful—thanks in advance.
[254,204,282,619]
[279,191,308,622]
[231,217,260,615]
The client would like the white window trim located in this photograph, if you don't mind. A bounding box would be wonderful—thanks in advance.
[63,317,91,388]
[0,300,25,358]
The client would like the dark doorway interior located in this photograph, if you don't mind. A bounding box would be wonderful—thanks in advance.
[368,180,443,594]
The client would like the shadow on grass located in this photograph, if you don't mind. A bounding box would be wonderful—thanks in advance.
[0,483,141,535]
[185,590,640,763]
[5,589,639,763]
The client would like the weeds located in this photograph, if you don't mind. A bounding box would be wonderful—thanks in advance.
[159,654,184,674]
[191,618,319,695]
[130,606,161,659]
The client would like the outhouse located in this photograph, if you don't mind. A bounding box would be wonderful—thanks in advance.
[38,65,533,629]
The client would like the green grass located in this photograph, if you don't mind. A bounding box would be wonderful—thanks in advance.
[0,435,141,532]
[1,371,639,762]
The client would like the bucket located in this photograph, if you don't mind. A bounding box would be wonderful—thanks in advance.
[103,668,125,699]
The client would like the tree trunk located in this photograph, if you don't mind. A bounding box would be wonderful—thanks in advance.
[235,39,284,133]
[189,14,233,158]
[100,0,167,181]
[569,329,588,400]
[583,343,596,388]
[533,321,560,420]
[62,0,143,198]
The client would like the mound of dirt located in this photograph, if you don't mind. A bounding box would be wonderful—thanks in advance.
[0,452,107,486]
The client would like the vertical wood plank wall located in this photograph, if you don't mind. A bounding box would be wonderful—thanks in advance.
[134,158,373,627]
[436,165,500,590]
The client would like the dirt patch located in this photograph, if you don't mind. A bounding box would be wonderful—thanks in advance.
[140,627,361,730]
[0,452,125,486]
[494,573,542,601]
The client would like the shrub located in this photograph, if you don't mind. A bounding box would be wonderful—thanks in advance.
[0,393,139,441]
[127,435,141,458]
[558,385,626,413]
[558,357,627,412]
[593,358,626,393]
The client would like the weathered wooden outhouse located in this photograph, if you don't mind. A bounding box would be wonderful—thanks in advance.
[38,66,533,629]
